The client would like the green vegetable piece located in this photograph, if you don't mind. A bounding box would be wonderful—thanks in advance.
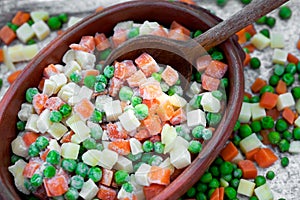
[70,72,82,83]
[123,182,134,193]
[282,130,293,141]
[152,72,162,82]
[0,78,2,89]
[46,150,60,165]
[266,16,276,28]
[103,65,114,78]
[35,136,49,150]
[47,16,62,30]
[61,159,77,172]
[216,0,227,7]
[269,75,280,86]
[261,116,274,129]
[260,85,274,95]
[58,13,68,23]
[70,175,84,189]
[268,131,281,144]
[43,165,56,178]
[186,187,196,197]
[16,121,26,131]
[190,95,202,109]
[83,138,97,150]
[84,75,97,89]
[286,63,297,75]
[250,96,260,103]
[134,104,149,120]
[220,161,233,175]
[233,120,241,131]
[279,6,292,20]
[207,113,222,127]
[224,187,237,199]
[193,30,202,38]
[196,182,207,193]
[76,162,89,178]
[275,118,288,132]
[282,73,294,86]
[250,120,262,133]
[250,196,259,200]
[133,162,144,172]
[230,178,240,188]
[250,57,261,69]
[211,50,224,61]
[128,27,140,39]
[96,74,108,84]
[64,187,79,200]
[49,110,63,122]
[210,166,220,177]
[256,16,267,24]
[212,90,223,100]
[30,174,43,187]
[94,82,106,93]
[232,135,241,146]
[142,140,154,152]
[279,139,290,152]
[28,143,40,157]
[141,153,152,163]
[188,140,202,154]
[240,0,251,4]
[255,175,266,187]
[26,39,36,45]
[266,170,275,180]
[114,170,129,185]
[89,167,102,182]
[90,126,103,140]
[274,64,285,76]
[24,178,36,192]
[192,125,204,139]
[148,155,163,166]
[90,109,103,123]
[119,86,134,101]
[9,23,19,32]
[213,156,224,166]
[238,124,252,138]
[26,87,39,103]
[59,104,72,118]
[96,143,104,151]
[243,95,250,102]
[222,174,232,182]
[194,72,202,83]
[167,86,176,96]
[200,172,213,183]
[233,168,243,179]
[11,154,21,164]
[154,142,165,154]
[260,28,270,38]
[127,152,142,162]
[293,127,300,140]
[243,47,250,54]
[292,86,300,99]
[131,96,142,107]
[27,19,34,26]
[99,48,112,60]
[281,157,289,167]
[209,178,220,188]
[202,128,213,140]
[221,77,229,88]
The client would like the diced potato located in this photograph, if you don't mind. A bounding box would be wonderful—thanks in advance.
[277,93,295,111]
[294,116,300,127]
[135,163,151,186]
[69,120,90,144]
[237,179,256,197]
[129,138,143,155]
[3,45,16,70]
[58,82,80,102]
[75,50,96,70]
[169,93,187,108]
[36,109,52,133]
[239,102,252,123]
[159,157,175,175]
[64,60,81,77]
[270,32,284,48]
[187,109,206,127]
[43,79,57,96]
[22,44,39,61]
[61,142,80,160]
[30,10,49,22]
[11,136,28,157]
[25,114,39,132]
[79,179,99,200]
[98,149,118,169]
[113,155,133,173]
[201,92,221,113]
[95,95,113,111]
[7,44,25,62]
[67,16,82,28]
[65,113,81,127]
[174,136,189,149]
[68,86,93,106]
[231,151,244,164]
[251,33,270,50]
[170,144,191,169]
[8,159,30,195]
[16,23,35,43]
[48,139,61,153]
[62,49,75,64]
[239,134,262,153]
[103,100,122,122]
[118,109,141,132]
[254,183,273,200]
[189,81,201,95]
[18,103,34,121]
[139,21,160,35]
[48,123,68,140]
[31,20,50,40]
[114,21,133,31]
[251,103,266,121]
[220,178,229,187]
[272,48,288,65]
[49,73,67,94]
[161,124,177,153]
[289,141,300,153]
[82,149,102,166]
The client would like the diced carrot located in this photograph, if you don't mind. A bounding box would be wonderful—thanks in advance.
[170,21,190,36]
[106,123,128,140]
[43,64,60,78]
[236,29,247,44]
[282,107,295,125]
[210,188,219,200]
[60,131,75,143]
[95,6,104,13]
[134,128,151,141]
[244,92,252,99]
[97,185,117,200]
[254,148,278,168]
[266,108,280,121]
[245,148,261,161]
[44,97,64,111]
[297,39,300,50]
[108,139,131,155]
[22,132,39,147]
[244,44,256,53]
[260,130,271,145]
[94,33,111,51]
[244,24,257,36]
[219,187,224,200]
[114,60,137,80]
[168,28,189,41]
[79,36,95,53]
[143,99,160,115]
[259,92,278,109]
[40,148,50,161]
[179,0,196,5]
[237,160,258,179]
[44,175,69,197]
[201,74,220,91]
[135,53,160,77]
[32,93,48,114]
[23,161,41,178]
[243,53,251,66]
[69,43,90,52]
[38,78,45,91]
[205,60,228,79]
[100,168,114,187]
[219,142,239,162]
[0,48,3,63]
[112,29,127,48]
[251,78,266,93]
[156,100,175,122]
[7,70,22,84]
[196,55,212,72]
[140,80,163,100]
[148,166,171,185]
[142,115,162,135]
[161,65,179,86]
[287,53,299,64]
[0,25,16,45]
[149,135,161,143]
[82,69,99,79]
[127,70,147,88]
[151,25,168,37]
[109,77,124,97]
[143,184,166,200]
[276,80,287,94]
[170,108,187,125]
[12,11,30,26]
[74,98,94,120]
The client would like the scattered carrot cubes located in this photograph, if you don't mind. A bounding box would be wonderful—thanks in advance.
[97,185,117,200]
[237,160,258,179]
[254,148,278,168]
[205,60,228,79]
[108,139,131,156]
[201,74,220,91]
[220,142,239,162]
[259,92,278,109]
[44,175,69,197]
[161,65,179,86]
[0,25,16,45]
[135,53,160,77]
[12,11,30,26]
[148,166,171,185]
[251,78,266,93]
[282,107,295,125]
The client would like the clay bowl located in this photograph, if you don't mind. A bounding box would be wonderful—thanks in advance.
[0,1,244,199]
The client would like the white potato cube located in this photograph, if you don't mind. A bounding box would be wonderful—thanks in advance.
[114,21,133,31]
[18,103,34,121]
[103,100,122,121]
[69,121,90,143]
[161,124,177,153]
[82,149,102,166]
[31,20,50,40]
[187,109,206,127]
[48,123,68,140]
[98,149,118,170]
[58,82,80,102]
[48,139,61,153]
[68,86,93,106]
[237,179,256,197]
[49,73,67,93]
[129,138,143,155]
[25,114,39,132]
[118,109,141,132]
[239,133,263,153]
[43,79,56,96]
[36,109,52,133]
[30,11,49,22]
[8,44,24,62]
[251,103,266,121]
[61,143,80,159]
[62,50,75,64]
[270,32,284,48]
[272,48,288,65]
[22,44,38,60]
[169,93,187,108]
[117,186,132,200]
[277,92,295,111]
[79,179,99,200]
[135,163,151,186]
[289,141,300,153]
[239,102,252,123]
[189,81,201,95]
[11,136,28,157]
[65,113,81,127]
[8,159,30,195]
[251,33,270,50]
[95,95,113,111]
[75,50,96,70]
[159,157,175,175]
[231,151,244,164]
[64,60,81,77]
[67,16,82,27]
[294,116,300,127]
[16,23,35,43]
[3,45,16,70]
[254,183,273,200]
[139,21,160,35]
[114,156,133,173]
[170,144,191,169]
[174,136,189,149]
[201,92,221,113]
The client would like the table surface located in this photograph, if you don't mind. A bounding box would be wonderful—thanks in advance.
[1,0,300,199]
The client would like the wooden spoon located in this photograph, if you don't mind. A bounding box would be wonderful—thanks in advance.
[104,0,289,67]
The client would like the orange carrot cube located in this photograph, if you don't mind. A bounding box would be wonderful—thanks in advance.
[12,11,30,26]
[201,74,220,91]
[251,78,266,93]
[168,28,188,41]
[220,142,239,162]
[112,29,127,48]
[94,32,111,51]
[127,70,147,88]
[143,99,160,115]
[196,55,212,72]
[170,108,187,125]
[60,131,74,144]
[114,60,137,80]
[205,60,228,79]
[43,64,60,78]
[7,70,22,84]
[148,166,171,185]
[170,21,190,36]
[106,123,128,140]
[237,160,257,179]
[276,80,287,94]
[282,107,295,125]
[139,80,162,100]
[109,77,124,97]
[135,53,160,77]
[151,26,168,37]
[108,139,131,155]
[254,148,278,168]
[32,93,48,114]
[0,48,4,63]
[44,175,69,197]
[161,65,179,86]
[245,148,261,161]
[0,26,16,45]
[78,36,95,53]
[23,161,41,178]
[143,115,162,135]
[44,97,64,111]
[287,53,299,64]
[134,128,151,141]
[210,187,220,200]
[156,100,175,122]
[97,185,117,200]
[74,98,94,120]
[22,132,39,147]
[100,168,114,187]
[259,92,278,109]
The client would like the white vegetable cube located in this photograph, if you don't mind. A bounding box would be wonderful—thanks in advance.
[296,99,300,114]
[43,79,56,96]
[294,116,300,127]
[48,123,68,140]
[25,114,39,132]
[220,178,229,187]
[117,186,132,200]
[135,163,151,186]
[103,100,122,121]
[8,44,24,62]
[67,16,82,27]
[139,21,160,35]
[161,124,177,153]
[272,48,288,65]
[277,93,295,111]
[95,95,113,111]
[239,102,252,123]
[187,109,206,127]
[31,20,50,40]
[30,11,49,22]
[58,82,80,102]
[254,183,273,200]
[114,156,133,173]
[16,23,35,43]
[237,179,256,197]
[64,60,81,77]
[48,139,61,153]
[174,136,189,149]
[75,50,96,70]
[289,141,300,153]
[61,143,80,159]
[251,103,266,121]
[22,44,39,60]
[201,92,221,113]
[98,149,118,169]
[8,159,30,195]
[3,45,16,71]
[159,157,175,175]
[270,32,284,48]
[118,109,141,132]
[82,149,102,166]
[189,81,201,95]
[239,133,262,153]
[231,151,244,164]
[36,109,52,133]
[79,179,99,200]
[11,136,28,157]
[251,33,270,50]
[69,120,90,143]
[62,50,75,64]
[65,113,81,127]
[169,93,187,108]
[18,103,34,121]
[170,144,191,169]
[69,86,93,106]
[114,21,133,31]
[49,73,67,93]
[129,138,143,155]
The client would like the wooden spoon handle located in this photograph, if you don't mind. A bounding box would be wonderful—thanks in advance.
[197,0,289,50]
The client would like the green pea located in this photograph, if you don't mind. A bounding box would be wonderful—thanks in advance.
[281,157,289,167]
[26,87,39,103]
[119,86,133,101]
[268,131,281,144]
[123,182,134,193]
[260,85,274,95]
[131,96,142,107]
[232,135,241,146]
[292,86,300,99]
[260,29,270,38]
[30,174,43,187]
[293,127,300,140]
[27,19,34,26]
[99,48,112,61]
[285,63,297,75]
[209,178,220,188]
[96,74,108,85]
[186,187,196,197]
[188,140,202,154]
[49,110,63,122]
[274,64,285,76]
[211,50,224,61]
[209,166,220,177]
[233,168,243,179]
[256,16,267,24]
[196,192,207,200]
[230,178,240,188]
[151,72,162,82]
[84,75,97,89]
[196,182,207,192]
[222,174,232,182]
[266,16,276,28]
[153,142,165,154]
[127,27,140,39]
[16,121,26,131]
[261,116,274,129]
[193,30,202,38]
[24,178,35,192]
[220,161,233,175]
[245,32,252,41]
[207,113,222,127]
[11,154,21,165]
[200,172,213,183]
[90,109,103,123]
[58,13,69,23]
[88,167,102,182]
[103,65,114,79]
[250,196,259,200]
[213,156,224,166]
[275,119,288,132]
[46,150,60,165]
[83,138,97,150]
[250,57,261,69]
[59,104,72,118]
[255,175,266,187]
[250,120,262,133]
[282,130,293,141]
[279,6,292,20]
[142,140,153,152]
[70,72,82,83]
[194,72,202,83]
[27,39,36,45]
[278,139,290,152]
[192,125,204,139]
[233,120,241,131]
[64,187,79,200]
[221,78,229,88]
[243,95,250,102]
[43,165,56,178]
[238,124,252,138]
[282,73,294,86]
[225,187,237,199]
[94,82,106,93]
[216,0,227,7]
[266,170,275,180]
[35,136,49,150]
[269,75,280,86]
[70,175,84,189]
[250,96,260,103]
[134,104,149,120]
[47,16,62,30]
[76,162,89,178]
[61,159,77,172]
[114,170,129,185]
[28,143,40,157]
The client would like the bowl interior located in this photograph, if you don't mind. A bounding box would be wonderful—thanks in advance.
[0,1,244,199]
